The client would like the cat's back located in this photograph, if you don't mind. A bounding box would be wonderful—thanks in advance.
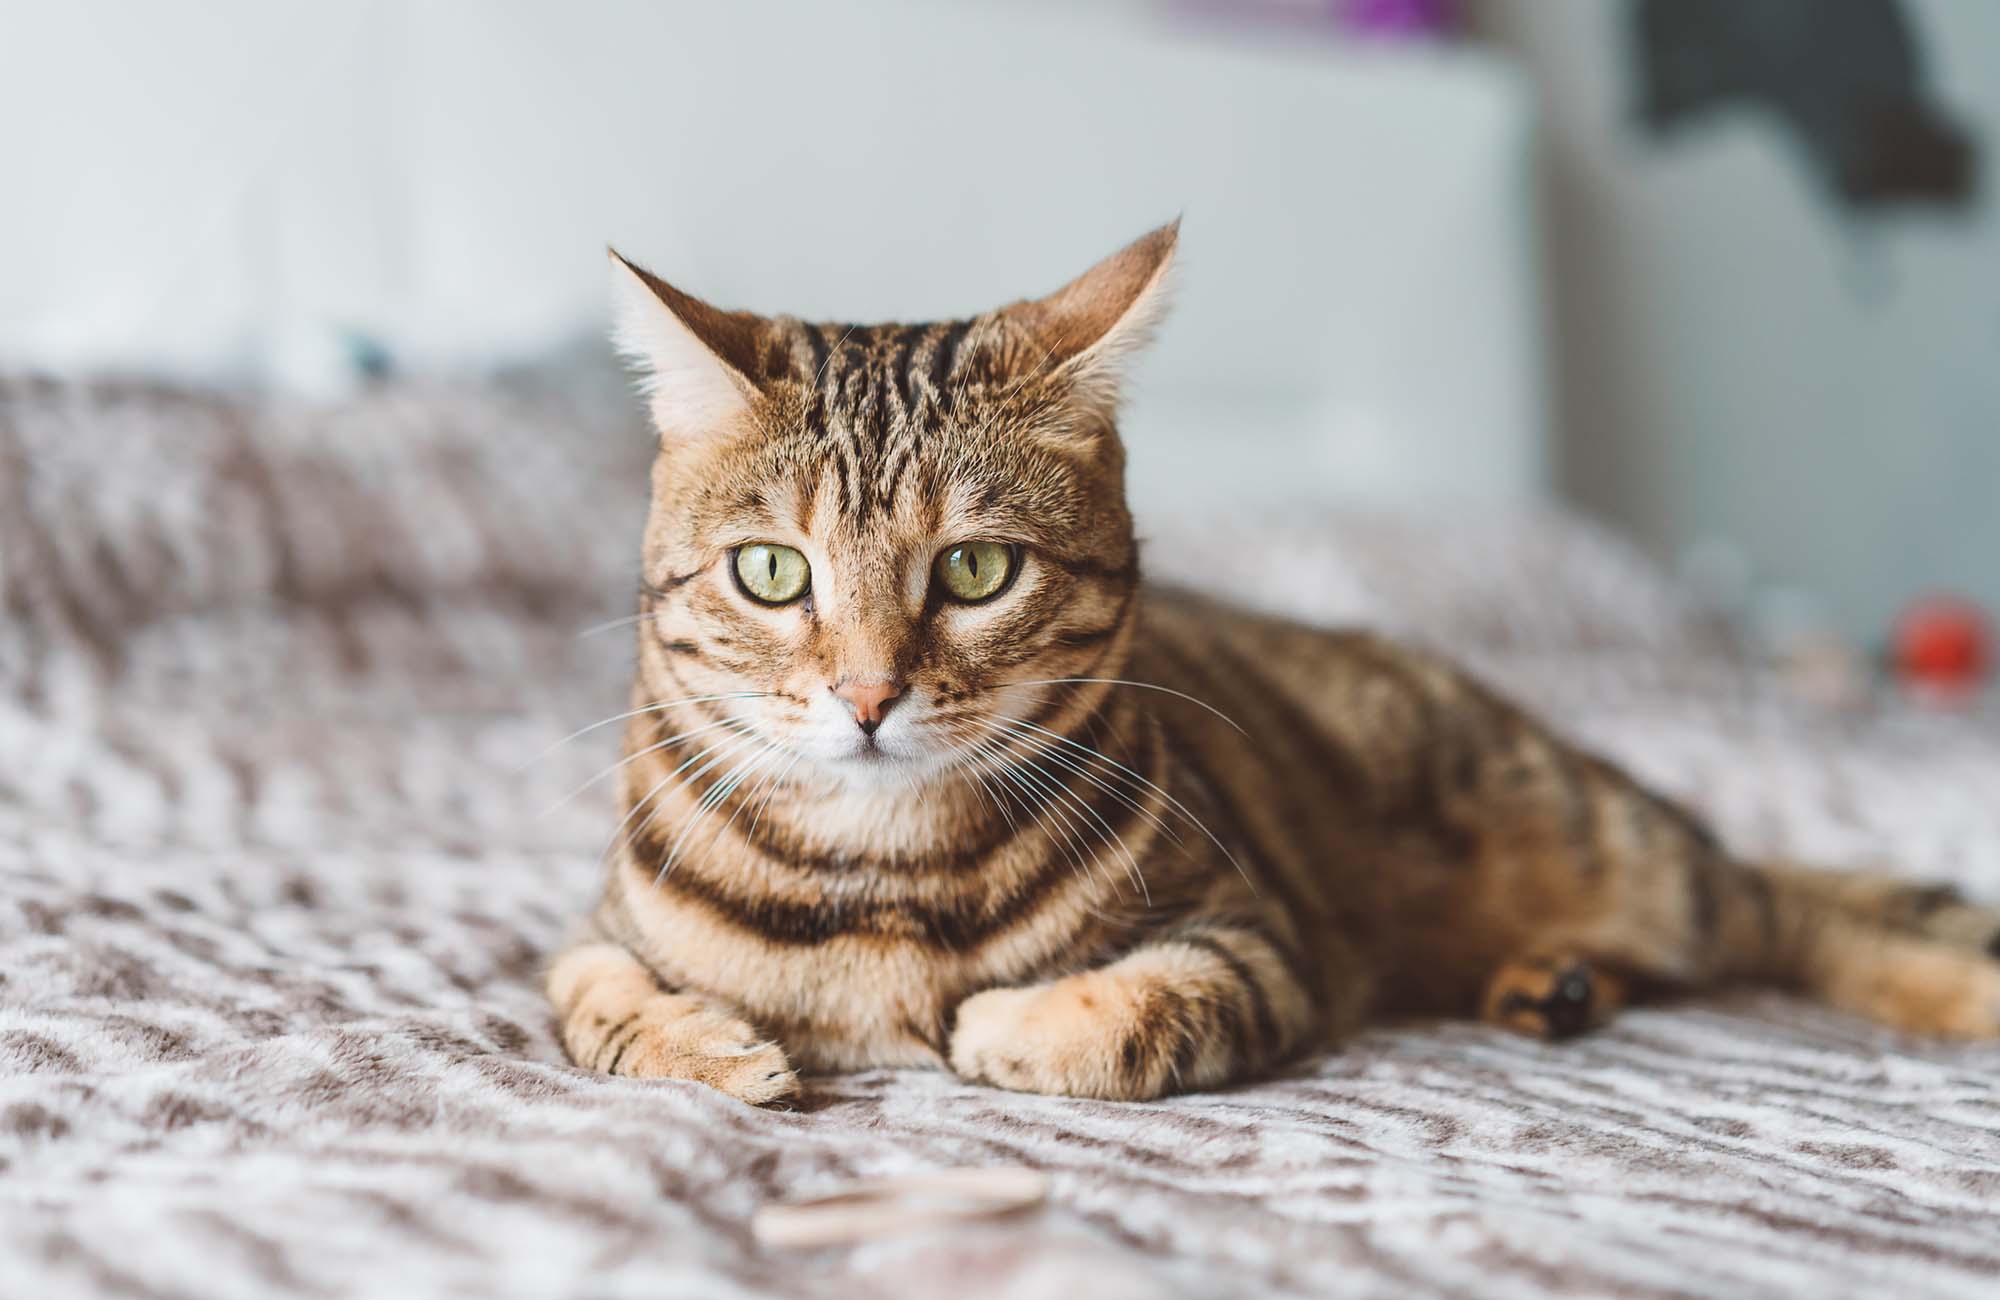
[1135,583,1447,714]
[1134,581,1546,797]
[1130,583,1547,935]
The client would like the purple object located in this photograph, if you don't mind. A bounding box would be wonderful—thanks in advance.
[1162,0,1453,42]
[1342,0,1454,37]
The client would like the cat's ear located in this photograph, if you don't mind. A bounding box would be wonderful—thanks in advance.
[1002,220,1179,416]
[608,249,766,440]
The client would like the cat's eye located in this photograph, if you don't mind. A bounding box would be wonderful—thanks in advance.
[934,541,1017,604]
[734,543,811,605]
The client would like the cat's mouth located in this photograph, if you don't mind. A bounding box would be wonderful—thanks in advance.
[808,719,962,786]
[839,732,927,769]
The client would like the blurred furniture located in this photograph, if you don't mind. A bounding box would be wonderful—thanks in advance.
[3,0,1547,510]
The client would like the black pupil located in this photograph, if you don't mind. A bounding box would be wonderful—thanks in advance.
[964,549,979,578]
[767,552,778,581]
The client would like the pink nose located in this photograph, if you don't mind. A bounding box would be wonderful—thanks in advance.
[831,679,903,735]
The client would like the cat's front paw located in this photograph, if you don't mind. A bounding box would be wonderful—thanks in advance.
[617,1000,800,1105]
[550,943,798,1105]
[567,990,797,1106]
[949,974,1194,1102]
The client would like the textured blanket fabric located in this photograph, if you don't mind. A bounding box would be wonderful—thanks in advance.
[4,375,2000,1299]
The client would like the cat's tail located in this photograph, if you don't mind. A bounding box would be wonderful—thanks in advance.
[1711,858,2000,1038]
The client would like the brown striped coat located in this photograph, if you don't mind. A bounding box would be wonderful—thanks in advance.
[549,224,2000,1103]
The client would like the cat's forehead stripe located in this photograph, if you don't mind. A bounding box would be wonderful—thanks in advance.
[780,317,988,522]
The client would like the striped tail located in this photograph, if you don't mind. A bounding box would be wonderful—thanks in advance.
[1715,860,2000,1039]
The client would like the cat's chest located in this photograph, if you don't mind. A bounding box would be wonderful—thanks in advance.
[735,942,961,1072]
[617,866,1026,1071]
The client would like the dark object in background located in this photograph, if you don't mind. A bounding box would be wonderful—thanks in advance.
[1632,0,1977,209]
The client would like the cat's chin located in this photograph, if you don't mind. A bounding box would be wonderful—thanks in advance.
[804,742,961,793]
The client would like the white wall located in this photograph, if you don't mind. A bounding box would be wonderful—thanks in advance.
[1478,0,2000,645]
[1,0,1549,512]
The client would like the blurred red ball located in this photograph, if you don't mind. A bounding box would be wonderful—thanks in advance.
[1893,596,1992,690]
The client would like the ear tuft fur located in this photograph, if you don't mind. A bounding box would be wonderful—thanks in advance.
[1002,220,1180,416]
[608,249,761,440]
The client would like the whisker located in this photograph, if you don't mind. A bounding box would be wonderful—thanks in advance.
[992,716,1193,836]
[976,744,1094,887]
[657,736,783,882]
[933,731,1136,929]
[807,324,858,402]
[742,749,805,848]
[991,714,1256,894]
[980,718,1183,850]
[984,734,1132,899]
[573,611,652,639]
[701,738,797,861]
[540,716,746,817]
[531,693,773,765]
[989,729,1149,905]
[603,728,762,869]
[934,733,1016,830]
[994,678,1248,735]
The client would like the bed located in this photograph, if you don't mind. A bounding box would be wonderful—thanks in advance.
[4,374,1999,1299]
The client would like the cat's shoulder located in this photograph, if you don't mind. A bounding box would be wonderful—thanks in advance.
[1140,581,1359,640]
[1136,582,1415,664]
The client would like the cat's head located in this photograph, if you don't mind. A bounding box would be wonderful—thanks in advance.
[609,223,1176,786]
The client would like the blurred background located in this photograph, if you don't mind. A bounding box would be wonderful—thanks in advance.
[5,0,1996,690]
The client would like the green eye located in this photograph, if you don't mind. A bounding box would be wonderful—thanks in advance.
[734,543,811,605]
[934,541,1016,603]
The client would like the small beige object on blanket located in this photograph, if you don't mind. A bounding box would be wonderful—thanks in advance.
[754,1168,1050,1248]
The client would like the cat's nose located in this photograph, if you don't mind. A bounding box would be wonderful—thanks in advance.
[831,679,903,735]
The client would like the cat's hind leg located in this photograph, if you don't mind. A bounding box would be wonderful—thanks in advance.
[1474,860,2000,1043]
[1504,857,2000,1041]
[546,942,799,1104]
[1726,861,2000,1039]
[1480,950,1629,1041]
[1756,861,2000,958]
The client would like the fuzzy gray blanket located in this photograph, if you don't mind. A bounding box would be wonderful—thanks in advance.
[5,374,2000,1299]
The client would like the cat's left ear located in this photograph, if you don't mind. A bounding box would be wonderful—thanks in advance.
[608,249,767,441]
[1001,219,1179,418]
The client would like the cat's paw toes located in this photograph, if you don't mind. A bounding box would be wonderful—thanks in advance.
[612,1004,800,1105]
[947,986,1050,1092]
[1864,954,2000,1040]
[1482,954,1622,1042]
[949,981,1176,1102]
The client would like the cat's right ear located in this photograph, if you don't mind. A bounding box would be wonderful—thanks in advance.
[608,249,763,440]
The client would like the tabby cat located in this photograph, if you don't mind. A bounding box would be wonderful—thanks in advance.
[549,223,2000,1104]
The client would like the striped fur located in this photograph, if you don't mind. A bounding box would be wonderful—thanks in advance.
[551,224,2000,1103]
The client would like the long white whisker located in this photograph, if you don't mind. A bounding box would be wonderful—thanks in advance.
[993,714,1255,893]
[541,716,745,817]
[700,739,795,861]
[935,733,1136,928]
[807,324,858,402]
[980,728,1112,892]
[573,611,652,639]
[743,750,804,847]
[601,726,758,868]
[993,715,1191,837]
[657,735,781,882]
[935,733,1015,829]
[982,718,1183,850]
[986,728,1148,905]
[530,693,772,765]
[979,745,1093,886]
[994,678,1247,735]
